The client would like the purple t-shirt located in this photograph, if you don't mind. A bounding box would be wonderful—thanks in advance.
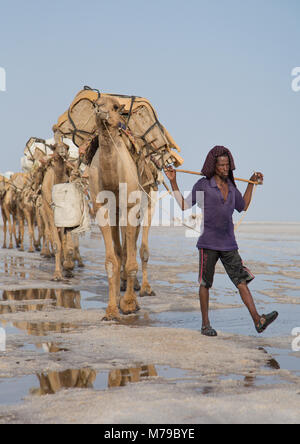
[186,177,245,251]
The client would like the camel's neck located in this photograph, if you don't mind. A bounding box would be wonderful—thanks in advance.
[53,156,67,184]
[97,121,130,191]
[98,122,120,165]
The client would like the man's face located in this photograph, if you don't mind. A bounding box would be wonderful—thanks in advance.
[215,155,230,180]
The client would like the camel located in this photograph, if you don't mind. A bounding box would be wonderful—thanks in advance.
[0,175,9,248]
[41,137,84,280]
[1,173,28,250]
[87,96,157,320]
[20,173,42,253]
[54,88,184,318]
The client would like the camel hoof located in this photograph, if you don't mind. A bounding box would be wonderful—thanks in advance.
[65,271,74,279]
[119,298,140,315]
[77,262,85,268]
[2,245,7,249]
[28,248,35,254]
[42,253,52,259]
[51,274,64,282]
[102,315,121,322]
[140,289,156,298]
[102,308,121,322]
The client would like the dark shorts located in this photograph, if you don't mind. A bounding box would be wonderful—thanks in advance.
[199,249,255,289]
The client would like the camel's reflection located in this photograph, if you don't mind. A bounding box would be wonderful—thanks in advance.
[0,288,81,314]
[0,288,81,353]
[108,365,157,388]
[31,365,158,396]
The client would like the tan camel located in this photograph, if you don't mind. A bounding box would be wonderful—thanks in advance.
[85,97,144,319]
[41,137,84,280]
[1,173,27,250]
[21,173,42,253]
[54,88,184,317]
[0,175,9,248]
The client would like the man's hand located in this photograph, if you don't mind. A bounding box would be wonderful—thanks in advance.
[250,172,264,185]
[164,166,177,182]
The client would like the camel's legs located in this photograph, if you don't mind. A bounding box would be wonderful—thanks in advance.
[111,220,122,307]
[72,234,84,268]
[6,210,16,249]
[99,217,121,321]
[120,226,141,292]
[50,222,64,281]
[24,209,35,253]
[40,205,53,258]
[1,209,7,249]
[120,227,127,291]
[119,224,140,315]
[140,198,156,297]
[35,208,43,252]
[18,212,25,252]
[62,229,75,277]
[15,211,21,248]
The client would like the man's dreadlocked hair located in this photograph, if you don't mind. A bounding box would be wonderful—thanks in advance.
[201,146,237,187]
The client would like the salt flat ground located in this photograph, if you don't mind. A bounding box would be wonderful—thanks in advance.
[0,223,299,424]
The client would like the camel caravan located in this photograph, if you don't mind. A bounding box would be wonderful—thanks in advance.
[0,86,184,320]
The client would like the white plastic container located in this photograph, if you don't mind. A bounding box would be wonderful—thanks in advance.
[52,183,83,228]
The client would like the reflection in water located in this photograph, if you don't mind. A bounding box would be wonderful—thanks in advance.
[0,288,82,353]
[220,350,281,388]
[108,365,157,388]
[31,365,158,396]
[0,288,81,314]
[1,256,29,279]
[34,369,97,395]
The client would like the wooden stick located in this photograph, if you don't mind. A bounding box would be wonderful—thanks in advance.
[176,169,259,185]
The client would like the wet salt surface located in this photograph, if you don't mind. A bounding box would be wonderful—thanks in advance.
[0,364,202,406]
[1,356,296,407]
[0,224,300,412]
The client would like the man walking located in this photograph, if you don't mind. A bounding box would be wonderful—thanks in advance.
[165,146,278,337]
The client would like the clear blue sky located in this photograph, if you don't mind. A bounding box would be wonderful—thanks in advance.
[0,0,299,221]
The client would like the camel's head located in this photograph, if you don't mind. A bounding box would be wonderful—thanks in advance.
[54,142,69,161]
[95,97,124,128]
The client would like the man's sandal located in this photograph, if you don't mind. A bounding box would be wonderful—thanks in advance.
[255,311,279,334]
[201,325,218,337]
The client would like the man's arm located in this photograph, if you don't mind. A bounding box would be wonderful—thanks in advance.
[243,172,264,211]
[164,166,192,211]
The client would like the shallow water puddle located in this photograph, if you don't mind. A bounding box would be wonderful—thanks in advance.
[0,288,81,311]
[0,288,108,312]
[0,319,77,356]
[1,319,78,338]
[263,347,300,377]
[0,364,191,406]
[219,373,292,387]
[1,356,297,407]
[0,375,37,406]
